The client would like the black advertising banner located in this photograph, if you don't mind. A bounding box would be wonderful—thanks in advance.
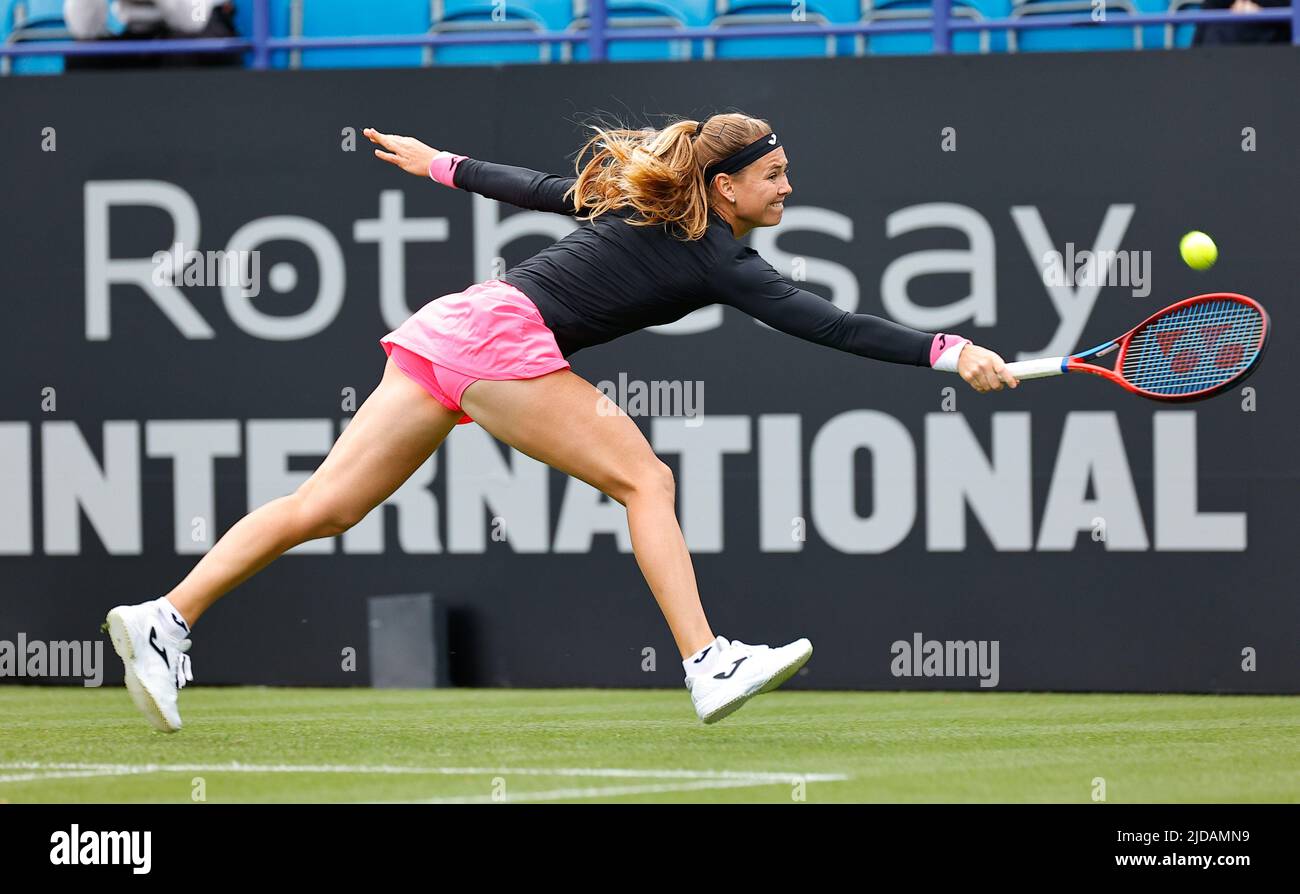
[1,47,1296,690]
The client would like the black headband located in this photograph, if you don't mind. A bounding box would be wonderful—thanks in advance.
[703,131,782,185]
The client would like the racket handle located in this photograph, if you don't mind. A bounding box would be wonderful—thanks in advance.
[1003,357,1066,380]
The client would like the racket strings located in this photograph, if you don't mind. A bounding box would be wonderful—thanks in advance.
[1121,299,1264,396]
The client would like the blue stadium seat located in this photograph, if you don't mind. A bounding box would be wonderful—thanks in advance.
[820,0,865,56]
[658,0,716,57]
[427,1,561,65]
[0,0,1218,72]
[668,0,719,24]
[2,0,68,74]
[964,0,1013,50]
[292,0,429,68]
[498,0,577,30]
[562,0,691,61]
[234,0,296,68]
[707,0,856,59]
[30,0,61,13]
[1008,0,1144,51]
[1130,0,1196,48]
[857,0,996,55]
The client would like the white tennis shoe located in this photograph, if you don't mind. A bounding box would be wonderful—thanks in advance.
[685,635,813,724]
[104,601,193,733]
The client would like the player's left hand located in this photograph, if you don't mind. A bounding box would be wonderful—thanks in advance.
[364,128,439,177]
[958,344,1019,392]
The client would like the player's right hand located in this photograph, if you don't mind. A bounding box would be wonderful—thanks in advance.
[957,344,1019,392]
[364,128,440,177]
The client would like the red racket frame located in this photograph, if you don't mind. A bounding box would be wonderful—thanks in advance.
[1064,292,1270,402]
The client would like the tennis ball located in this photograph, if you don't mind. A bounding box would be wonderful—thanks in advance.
[1179,231,1217,270]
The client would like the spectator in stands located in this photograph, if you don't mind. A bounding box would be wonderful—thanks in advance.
[62,0,241,68]
[1193,0,1292,45]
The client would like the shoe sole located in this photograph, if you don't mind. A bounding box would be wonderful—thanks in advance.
[105,608,179,733]
[701,642,813,725]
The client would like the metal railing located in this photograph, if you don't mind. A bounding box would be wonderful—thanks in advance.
[0,0,1296,69]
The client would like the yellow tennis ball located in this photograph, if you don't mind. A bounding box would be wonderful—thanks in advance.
[1180,231,1217,270]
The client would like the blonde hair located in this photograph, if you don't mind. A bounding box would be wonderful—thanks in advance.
[564,112,774,241]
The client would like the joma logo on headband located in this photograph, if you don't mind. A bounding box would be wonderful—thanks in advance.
[768,134,777,144]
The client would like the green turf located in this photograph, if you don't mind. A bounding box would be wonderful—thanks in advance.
[0,687,1295,803]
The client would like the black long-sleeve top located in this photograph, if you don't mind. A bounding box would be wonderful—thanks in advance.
[448,156,937,364]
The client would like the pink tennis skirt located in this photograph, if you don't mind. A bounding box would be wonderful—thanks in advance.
[379,279,571,425]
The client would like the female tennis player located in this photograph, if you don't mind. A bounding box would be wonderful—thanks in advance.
[106,113,1019,731]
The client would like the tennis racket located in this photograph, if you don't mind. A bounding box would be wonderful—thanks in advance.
[994,292,1270,402]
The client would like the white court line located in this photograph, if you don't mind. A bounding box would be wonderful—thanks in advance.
[388,778,787,804]
[0,762,846,784]
[0,769,141,784]
[0,762,846,801]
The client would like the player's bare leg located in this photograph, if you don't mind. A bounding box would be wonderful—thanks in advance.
[460,369,715,660]
[105,357,462,731]
[164,357,463,627]
[460,369,811,723]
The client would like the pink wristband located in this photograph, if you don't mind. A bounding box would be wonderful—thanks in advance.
[930,333,970,371]
[428,152,468,187]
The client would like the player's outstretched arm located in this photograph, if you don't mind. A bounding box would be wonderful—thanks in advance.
[365,127,578,216]
[715,247,1018,392]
